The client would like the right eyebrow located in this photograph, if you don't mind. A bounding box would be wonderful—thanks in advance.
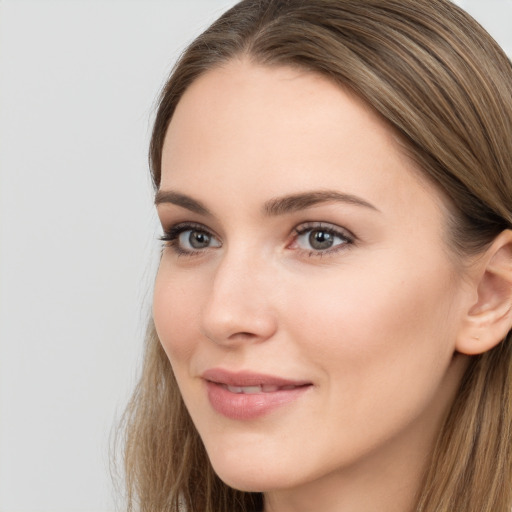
[263,190,380,216]
[154,190,211,216]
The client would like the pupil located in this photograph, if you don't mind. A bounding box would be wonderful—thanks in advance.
[309,230,333,250]
[189,231,210,249]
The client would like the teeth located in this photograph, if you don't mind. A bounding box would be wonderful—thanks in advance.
[224,384,295,394]
[226,385,244,393]
[241,386,262,394]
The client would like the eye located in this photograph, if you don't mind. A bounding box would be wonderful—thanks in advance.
[179,229,216,250]
[160,223,221,255]
[290,223,354,255]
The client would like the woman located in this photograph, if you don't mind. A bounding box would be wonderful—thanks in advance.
[121,1,512,511]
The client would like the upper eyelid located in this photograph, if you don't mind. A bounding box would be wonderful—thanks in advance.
[159,222,221,248]
[161,220,355,237]
[293,221,355,239]
[162,221,217,236]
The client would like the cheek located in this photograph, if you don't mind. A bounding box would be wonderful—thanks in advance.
[270,258,463,470]
[288,262,454,347]
[153,264,202,363]
[284,255,461,406]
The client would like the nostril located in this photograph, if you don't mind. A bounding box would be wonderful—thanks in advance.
[226,331,261,343]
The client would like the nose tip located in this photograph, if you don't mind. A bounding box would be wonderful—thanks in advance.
[200,259,278,346]
[201,295,278,346]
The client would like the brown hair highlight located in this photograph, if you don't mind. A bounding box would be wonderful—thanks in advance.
[119,1,512,511]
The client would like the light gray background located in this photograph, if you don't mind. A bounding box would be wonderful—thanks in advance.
[0,1,510,511]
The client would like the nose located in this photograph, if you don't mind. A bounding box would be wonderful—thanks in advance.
[200,249,278,346]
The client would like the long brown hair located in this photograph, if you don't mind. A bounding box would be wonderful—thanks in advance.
[120,1,512,511]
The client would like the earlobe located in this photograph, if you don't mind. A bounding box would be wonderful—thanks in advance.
[456,230,512,356]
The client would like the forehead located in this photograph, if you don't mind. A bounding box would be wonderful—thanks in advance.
[161,59,445,224]
[164,59,395,162]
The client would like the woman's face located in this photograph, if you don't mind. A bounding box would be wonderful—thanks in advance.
[154,60,471,501]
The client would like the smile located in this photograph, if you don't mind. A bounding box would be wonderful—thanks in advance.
[222,384,302,394]
[202,369,312,420]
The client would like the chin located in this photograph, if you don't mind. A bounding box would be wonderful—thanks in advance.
[207,451,295,493]
[215,471,284,494]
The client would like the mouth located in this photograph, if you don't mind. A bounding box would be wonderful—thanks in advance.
[202,368,311,388]
[201,368,312,420]
[219,383,306,394]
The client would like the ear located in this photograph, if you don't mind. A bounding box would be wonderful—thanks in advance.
[456,229,512,356]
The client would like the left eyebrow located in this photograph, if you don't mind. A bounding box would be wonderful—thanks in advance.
[154,190,211,216]
[263,191,380,216]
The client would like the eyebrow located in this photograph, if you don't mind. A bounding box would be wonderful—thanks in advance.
[154,189,379,216]
[263,190,380,216]
[154,190,211,216]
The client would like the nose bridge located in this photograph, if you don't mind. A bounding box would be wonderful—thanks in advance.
[200,244,277,344]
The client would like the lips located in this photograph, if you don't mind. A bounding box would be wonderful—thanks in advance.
[222,383,300,394]
[202,369,312,420]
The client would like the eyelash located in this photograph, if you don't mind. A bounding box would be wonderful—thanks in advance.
[159,221,355,258]
[159,222,218,257]
[291,222,355,257]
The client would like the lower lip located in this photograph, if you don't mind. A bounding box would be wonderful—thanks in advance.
[205,381,311,420]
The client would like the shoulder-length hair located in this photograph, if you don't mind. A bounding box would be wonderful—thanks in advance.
[120,1,512,511]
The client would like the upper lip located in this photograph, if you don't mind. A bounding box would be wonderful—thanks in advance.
[202,368,312,387]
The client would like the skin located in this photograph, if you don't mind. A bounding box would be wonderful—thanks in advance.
[153,59,474,512]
